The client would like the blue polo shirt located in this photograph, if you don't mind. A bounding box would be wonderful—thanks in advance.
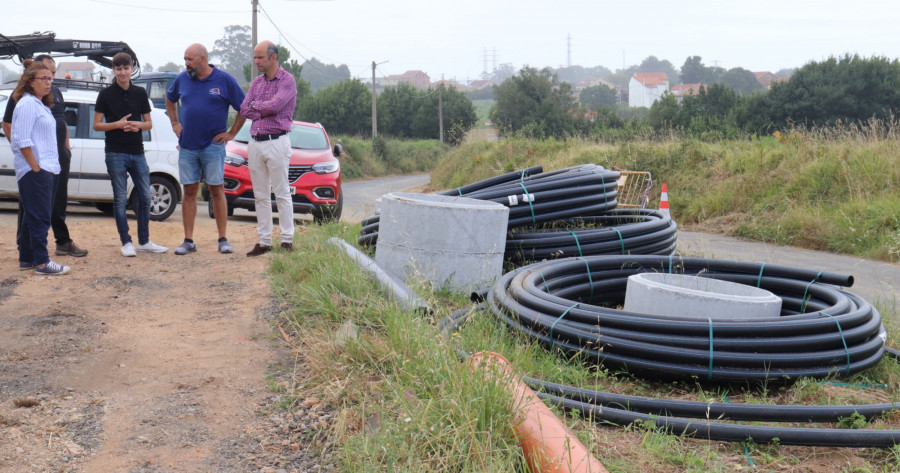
[165,66,245,150]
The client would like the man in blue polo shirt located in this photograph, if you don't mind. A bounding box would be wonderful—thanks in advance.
[165,43,245,255]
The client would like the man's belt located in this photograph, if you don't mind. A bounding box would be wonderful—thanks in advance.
[252,131,287,141]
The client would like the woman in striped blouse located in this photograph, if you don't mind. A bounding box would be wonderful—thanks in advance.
[11,60,70,275]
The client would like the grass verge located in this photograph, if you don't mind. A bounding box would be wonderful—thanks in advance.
[267,223,900,472]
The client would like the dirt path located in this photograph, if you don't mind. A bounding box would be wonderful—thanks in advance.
[0,175,430,473]
[0,202,314,472]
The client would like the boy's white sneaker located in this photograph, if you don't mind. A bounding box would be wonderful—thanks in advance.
[121,242,137,257]
[137,241,169,253]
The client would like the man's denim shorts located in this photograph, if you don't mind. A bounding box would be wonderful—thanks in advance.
[178,141,226,186]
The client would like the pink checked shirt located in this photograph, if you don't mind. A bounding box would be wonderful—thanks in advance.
[239,67,297,135]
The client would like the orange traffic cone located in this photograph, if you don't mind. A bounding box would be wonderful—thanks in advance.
[659,183,670,217]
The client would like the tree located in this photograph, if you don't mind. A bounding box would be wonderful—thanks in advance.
[579,84,617,109]
[439,85,478,144]
[299,58,352,93]
[489,66,577,138]
[775,68,795,78]
[377,83,417,138]
[647,92,681,130]
[719,67,763,95]
[377,83,477,143]
[483,63,516,83]
[158,61,183,73]
[297,80,371,135]
[767,54,900,128]
[555,65,612,85]
[142,63,154,73]
[211,25,252,86]
[681,56,706,84]
[637,56,680,84]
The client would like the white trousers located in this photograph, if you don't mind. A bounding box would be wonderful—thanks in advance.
[247,135,294,246]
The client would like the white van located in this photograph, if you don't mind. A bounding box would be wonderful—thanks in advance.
[0,83,182,221]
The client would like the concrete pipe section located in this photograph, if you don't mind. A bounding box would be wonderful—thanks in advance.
[624,273,782,320]
[375,192,509,292]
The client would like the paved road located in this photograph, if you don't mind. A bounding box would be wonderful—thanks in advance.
[341,174,431,223]
[677,232,899,305]
[3,172,897,305]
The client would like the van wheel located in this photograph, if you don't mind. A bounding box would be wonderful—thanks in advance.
[147,175,178,221]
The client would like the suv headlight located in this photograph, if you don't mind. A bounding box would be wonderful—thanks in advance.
[312,160,340,174]
[225,152,248,167]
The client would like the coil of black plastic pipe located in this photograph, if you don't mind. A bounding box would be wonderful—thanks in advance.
[439,306,900,447]
[505,208,678,263]
[485,255,886,382]
[358,164,621,247]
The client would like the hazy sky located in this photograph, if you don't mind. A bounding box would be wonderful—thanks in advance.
[2,0,898,83]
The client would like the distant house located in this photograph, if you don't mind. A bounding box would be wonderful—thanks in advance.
[467,79,493,91]
[671,83,705,102]
[574,76,619,94]
[57,61,95,80]
[382,70,431,89]
[628,72,669,108]
[432,78,462,90]
[574,77,621,103]
[753,71,788,90]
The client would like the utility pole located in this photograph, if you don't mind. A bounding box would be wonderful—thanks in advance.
[439,74,444,144]
[371,61,377,138]
[370,60,388,138]
[251,0,258,46]
[567,34,572,68]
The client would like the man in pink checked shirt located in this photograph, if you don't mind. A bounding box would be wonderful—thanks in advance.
[239,40,298,257]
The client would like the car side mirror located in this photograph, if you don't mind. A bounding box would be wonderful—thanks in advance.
[333,143,343,158]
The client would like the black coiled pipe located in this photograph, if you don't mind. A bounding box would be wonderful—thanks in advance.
[505,208,678,262]
[485,255,885,382]
[358,164,621,247]
[439,302,900,447]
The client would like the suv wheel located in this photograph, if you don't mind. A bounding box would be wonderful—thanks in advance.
[147,175,178,221]
[208,199,234,219]
[312,191,342,224]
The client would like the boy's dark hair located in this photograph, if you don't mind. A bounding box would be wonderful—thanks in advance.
[34,54,54,63]
[112,52,133,68]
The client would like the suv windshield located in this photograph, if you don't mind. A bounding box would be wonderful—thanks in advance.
[234,122,329,150]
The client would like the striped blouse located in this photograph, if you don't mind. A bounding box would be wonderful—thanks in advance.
[12,93,59,181]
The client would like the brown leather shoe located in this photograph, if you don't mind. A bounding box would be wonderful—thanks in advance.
[281,242,293,252]
[56,241,88,257]
[246,243,272,257]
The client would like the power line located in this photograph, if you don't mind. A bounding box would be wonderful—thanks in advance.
[257,2,350,81]
[89,0,245,13]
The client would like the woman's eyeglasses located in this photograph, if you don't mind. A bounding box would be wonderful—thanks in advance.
[35,77,54,82]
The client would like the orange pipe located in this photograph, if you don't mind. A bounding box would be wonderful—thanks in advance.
[469,352,608,473]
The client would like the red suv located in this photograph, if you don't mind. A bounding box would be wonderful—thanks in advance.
[207,121,343,223]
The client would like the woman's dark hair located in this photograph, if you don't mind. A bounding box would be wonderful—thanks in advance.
[12,59,54,108]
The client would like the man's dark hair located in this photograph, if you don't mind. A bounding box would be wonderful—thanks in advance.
[112,52,133,68]
[267,44,278,58]
[34,54,54,63]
